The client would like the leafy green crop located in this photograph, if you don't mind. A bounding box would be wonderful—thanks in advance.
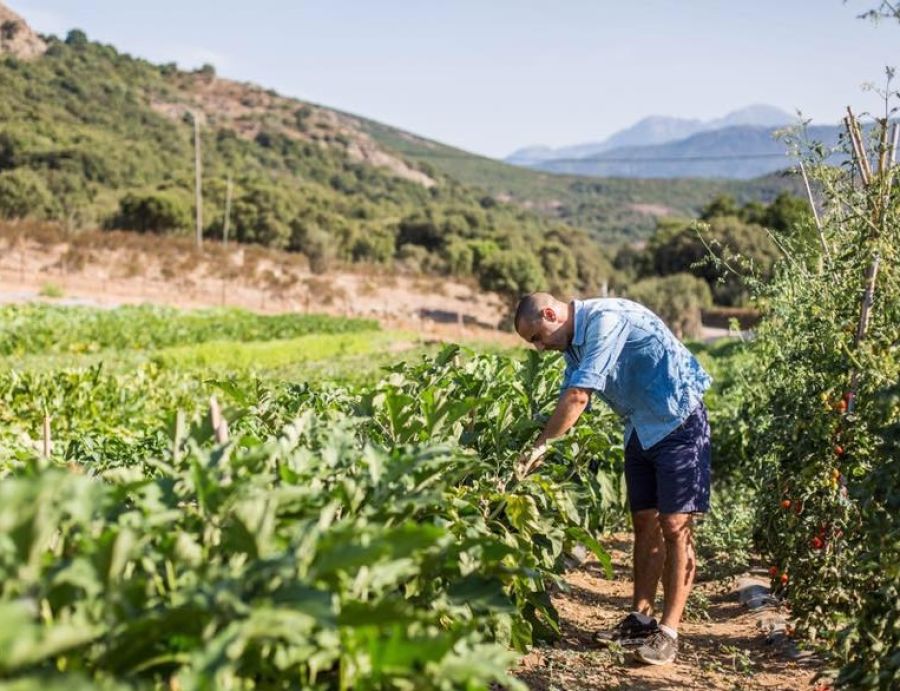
[0,304,377,357]
[0,338,625,689]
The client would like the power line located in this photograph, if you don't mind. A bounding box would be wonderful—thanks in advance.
[383,147,794,165]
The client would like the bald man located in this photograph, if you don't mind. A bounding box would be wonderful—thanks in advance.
[514,293,711,666]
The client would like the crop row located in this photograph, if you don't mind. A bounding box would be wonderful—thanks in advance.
[0,346,626,689]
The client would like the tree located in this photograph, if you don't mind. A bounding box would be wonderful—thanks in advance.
[111,191,191,233]
[478,250,545,297]
[0,169,58,219]
[626,273,712,339]
[65,29,89,47]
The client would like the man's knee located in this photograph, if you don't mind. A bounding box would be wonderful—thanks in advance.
[632,509,660,537]
[659,513,693,543]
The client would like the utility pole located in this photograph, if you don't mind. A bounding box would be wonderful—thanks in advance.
[223,172,233,247]
[192,111,203,250]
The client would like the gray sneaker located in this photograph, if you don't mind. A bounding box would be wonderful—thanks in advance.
[593,613,658,648]
[634,630,678,665]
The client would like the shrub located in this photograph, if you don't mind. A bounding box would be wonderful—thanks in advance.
[111,191,192,233]
[0,168,58,219]
[626,273,712,339]
[478,250,545,297]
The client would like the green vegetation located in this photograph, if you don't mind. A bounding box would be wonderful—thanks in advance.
[0,304,377,356]
[358,117,805,244]
[153,330,411,371]
[0,297,631,689]
[615,192,812,307]
[0,293,793,689]
[711,119,899,688]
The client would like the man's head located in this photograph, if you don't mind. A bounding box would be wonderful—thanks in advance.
[514,292,573,351]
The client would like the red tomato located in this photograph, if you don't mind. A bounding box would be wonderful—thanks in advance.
[811,536,824,549]
[769,565,778,578]
[780,573,789,585]
[834,445,845,456]
[780,499,792,510]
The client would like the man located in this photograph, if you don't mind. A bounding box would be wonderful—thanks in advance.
[514,293,711,666]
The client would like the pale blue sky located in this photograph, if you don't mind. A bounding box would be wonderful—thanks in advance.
[10,1,899,157]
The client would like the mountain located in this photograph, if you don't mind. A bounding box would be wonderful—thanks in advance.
[506,105,795,167]
[530,124,843,179]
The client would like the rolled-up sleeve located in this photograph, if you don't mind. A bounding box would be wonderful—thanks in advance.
[565,311,628,393]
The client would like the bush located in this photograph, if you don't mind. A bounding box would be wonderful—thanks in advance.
[646,216,781,306]
[626,273,712,339]
[478,250,545,297]
[111,191,192,233]
[0,168,58,219]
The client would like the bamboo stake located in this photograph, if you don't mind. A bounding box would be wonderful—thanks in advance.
[854,255,881,346]
[209,396,229,443]
[798,160,829,260]
[42,414,51,458]
[890,122,900,166]
[845,107,872,183]
[173,409,185,463]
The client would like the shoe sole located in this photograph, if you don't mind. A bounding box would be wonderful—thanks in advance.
[633,651,676,666]
[594,635,654,649]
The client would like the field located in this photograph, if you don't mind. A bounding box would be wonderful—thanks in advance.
[0,120,896,691]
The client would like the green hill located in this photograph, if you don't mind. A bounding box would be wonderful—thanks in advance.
[357,118,804,243]
[0,9,800,298]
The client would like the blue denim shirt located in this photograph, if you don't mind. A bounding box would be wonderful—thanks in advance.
[561,298,712,449]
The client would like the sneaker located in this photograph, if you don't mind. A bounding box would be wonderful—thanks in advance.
[593,612,658,648]
[634,629,678,665]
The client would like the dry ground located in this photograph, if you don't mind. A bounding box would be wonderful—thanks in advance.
[516,535,820,691]
[0,222,520,348]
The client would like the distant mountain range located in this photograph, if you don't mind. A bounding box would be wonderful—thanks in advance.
[505,106,846,179]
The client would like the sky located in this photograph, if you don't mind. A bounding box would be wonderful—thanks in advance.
[9,1,899,158]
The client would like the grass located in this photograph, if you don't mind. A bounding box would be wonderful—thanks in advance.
[38,283,64,298]
[152,330,416,371]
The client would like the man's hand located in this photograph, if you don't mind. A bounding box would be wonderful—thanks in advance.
[516,442,548,479]
[516,387,590,478]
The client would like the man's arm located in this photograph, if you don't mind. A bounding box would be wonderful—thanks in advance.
[518,387,590,477]
[535,387,591,447]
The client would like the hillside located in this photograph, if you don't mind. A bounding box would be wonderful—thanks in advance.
[358,118,804,243]
[0,14,620,301]
[0,1,802,288]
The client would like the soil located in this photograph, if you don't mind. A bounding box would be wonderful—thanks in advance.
[515,535,820,690]
[0,224,521,347]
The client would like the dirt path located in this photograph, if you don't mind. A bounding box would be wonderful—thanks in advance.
[516,536,819,690]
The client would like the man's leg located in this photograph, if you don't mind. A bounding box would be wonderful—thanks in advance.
[658,512,696,631]
[634,403,710,665]
[593,433,661,647]
[632,508,665,615]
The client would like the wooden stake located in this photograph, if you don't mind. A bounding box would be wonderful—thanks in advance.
[173,409,185,463]
[42,414,51,458]
[798,160,829,260]
[844,115,870,187]
[193,112,204,250]
[209,395,229,443]
[854,255,880,347]
[846,107,872,183]
[890,122,900,166]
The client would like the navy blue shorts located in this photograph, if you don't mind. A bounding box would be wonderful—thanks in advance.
[624,403,711,515]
